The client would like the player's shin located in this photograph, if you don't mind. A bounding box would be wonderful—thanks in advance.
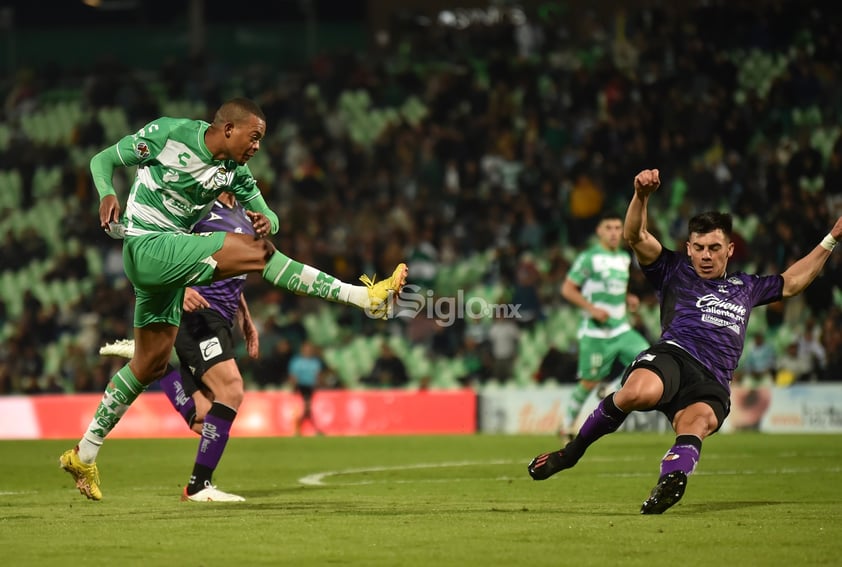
[186,401,237,495]
[77,364,145,463]
[660,435,702,477]
[262,251,368,307]
[566,393,628,459]
[158,366,198,428]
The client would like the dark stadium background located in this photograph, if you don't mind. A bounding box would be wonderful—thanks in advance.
[1,0,841,400]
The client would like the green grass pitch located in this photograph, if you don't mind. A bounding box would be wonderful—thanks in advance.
[2,433,841,566]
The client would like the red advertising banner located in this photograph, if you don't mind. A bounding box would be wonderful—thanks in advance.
[0,389,477,439]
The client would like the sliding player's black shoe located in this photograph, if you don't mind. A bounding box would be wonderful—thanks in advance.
[527,450,579,480]
[640,471,687,514]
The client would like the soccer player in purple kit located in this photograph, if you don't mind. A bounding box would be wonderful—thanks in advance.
[162,191,258,501]
[528,168,842,514]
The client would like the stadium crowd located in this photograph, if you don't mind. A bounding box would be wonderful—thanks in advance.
[1,0,842,394]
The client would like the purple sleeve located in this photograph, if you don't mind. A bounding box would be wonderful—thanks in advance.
[641,248,684,292]
[746,273,784,307]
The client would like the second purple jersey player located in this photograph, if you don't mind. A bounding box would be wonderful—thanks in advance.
[528,167,842,514]
[159,192,260,502]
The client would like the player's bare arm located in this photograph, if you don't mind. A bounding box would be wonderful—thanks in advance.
[624,169,663,266]
[561,278,609,323]
[780,215,842,298]
[237,292,259,358]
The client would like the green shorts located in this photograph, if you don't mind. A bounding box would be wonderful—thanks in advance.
[123,232,226,328]
[576,329,649,381]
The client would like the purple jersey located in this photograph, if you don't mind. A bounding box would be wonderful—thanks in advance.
[642,248,783,392]
[190,199,255,322]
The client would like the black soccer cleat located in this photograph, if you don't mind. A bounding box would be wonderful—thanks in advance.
[527,450,578,480]
[640,471,687,514]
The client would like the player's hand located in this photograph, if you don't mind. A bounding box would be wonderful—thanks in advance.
[244,322,259,359]
[192,390,214,426]
[183,287,210,312]
[99,195,121,230]
[246,211,271,239]
[626,293,641,313]
[589,306,610,324]
[633,169,660,197]
[831,216,842,241]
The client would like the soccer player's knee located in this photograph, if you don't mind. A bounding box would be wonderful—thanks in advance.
[134,355,171,382]
[617,375,661,408]
[703,412,720,437]
[676,405,719,438]
[219,375,245,408]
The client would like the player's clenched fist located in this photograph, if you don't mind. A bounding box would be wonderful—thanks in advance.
[634,169,660,196]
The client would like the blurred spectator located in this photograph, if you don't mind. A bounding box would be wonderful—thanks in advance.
[288,340,325,435]
[486,308,521,382]
[740,333,777,387]
[510,252,543,327]
[42,374,67,394]
[0,363,12,395]
[252,337,293,390]
[775,340,812,387]
[457,335,492,386]
[797,319,828,382]
[567,172,605,247]
[363,342,409,388]
[20,376,42,395]
[533,346,577,384]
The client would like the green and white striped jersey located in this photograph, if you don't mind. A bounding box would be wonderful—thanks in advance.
[567,245,633,339]
[110,117,264,236]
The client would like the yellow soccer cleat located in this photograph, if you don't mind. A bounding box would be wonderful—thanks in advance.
[359,263,408,320]
[59,447,102,501]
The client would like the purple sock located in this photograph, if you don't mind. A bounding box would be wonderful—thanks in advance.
[660,435,702,477]
[188,402,237,493]
[158,367,197,426]
[577,394,627,441]
[566,394,628,459]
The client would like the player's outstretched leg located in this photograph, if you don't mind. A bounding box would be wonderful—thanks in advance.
[261,251,407,319]
[529,393,628,481]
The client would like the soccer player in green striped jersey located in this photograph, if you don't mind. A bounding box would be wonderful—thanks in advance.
[60,98,408,501]
[559,212,649,440]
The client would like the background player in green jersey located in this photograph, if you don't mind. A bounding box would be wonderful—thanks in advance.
[60,98,408,501]
[559,212,649,440]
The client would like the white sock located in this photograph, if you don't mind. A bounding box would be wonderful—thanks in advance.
[77,436,102,464]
